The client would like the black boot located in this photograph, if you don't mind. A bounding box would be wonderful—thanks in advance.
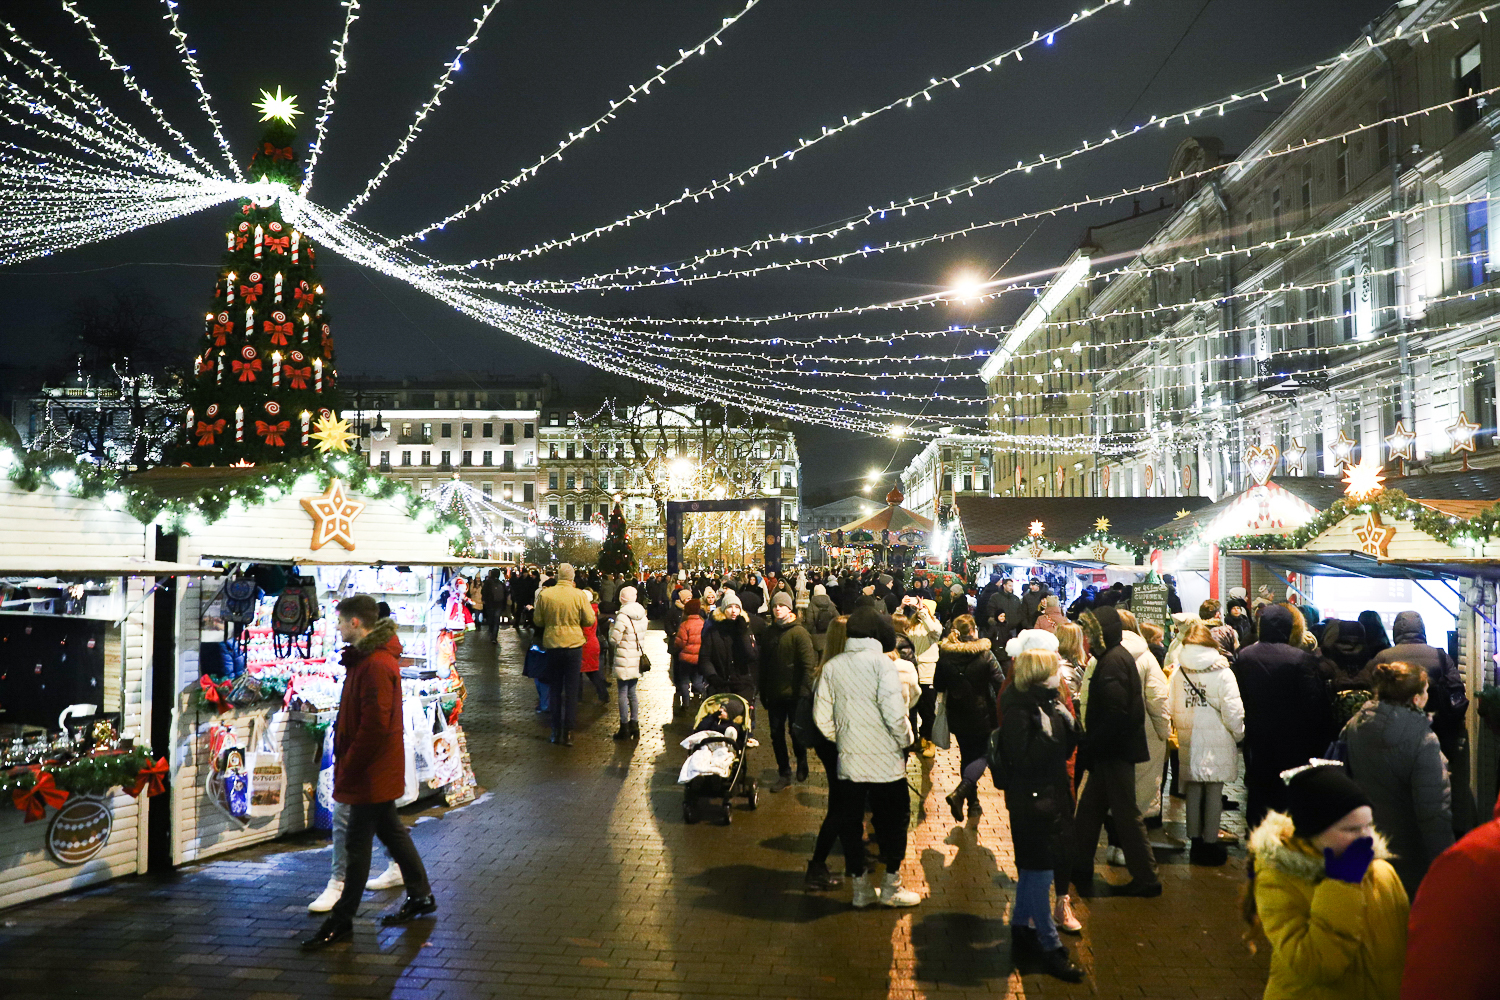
[804,860,843,891]
[967,787,983,818]
[1039,945,1086,983]
[1010,925,1041,973]
[613,724,629,741]
[379,894,437,925]
[300,916,353,950]
[563,730,574,747]
[1188,836,1209,865]
[629,720,640,740]
[945,780,973,822]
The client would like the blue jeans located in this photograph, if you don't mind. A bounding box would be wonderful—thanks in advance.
[1013,868,1061,952]
[547,646,583,733]
[617,678,639,724]
[674,657,706,701]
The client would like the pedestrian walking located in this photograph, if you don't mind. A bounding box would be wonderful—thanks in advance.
[700,592,759,701]
[814,606,921,908]
[579,590,611,705]
[992,648,1085,983]
[1246,763,1408,999]
[932,614,1003,821]
[760,592,816,790]
[608,585,648,741]
[302,595,435,950]
[801,583,838,656]
[532,563,596,747]
[1339,661,1453,898]
[1167,622,1245,866]
[672,597,707,711]
[801,615,849,890]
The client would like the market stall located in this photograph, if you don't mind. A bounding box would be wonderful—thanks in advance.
[127,462,487,866]
[0,473,211,910]
[820,486,935,572]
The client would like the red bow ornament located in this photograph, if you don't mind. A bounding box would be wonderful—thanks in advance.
[199,674,230,712]
[13,770,69,823]
[232,358,262,382]
[263,320,293,345]
[239,283,262,303]
[264,235,290,255]
[211,321,233,346]
[286,365,311,390]
[256,419,290,447]
[234,233,248,250]
[196,419,226,446]
[127,758,170,798]
[195,356,214,376]
[261,142,293,162]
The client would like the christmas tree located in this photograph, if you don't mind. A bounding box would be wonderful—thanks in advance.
[171,88,344,465]
[597,503,636,575]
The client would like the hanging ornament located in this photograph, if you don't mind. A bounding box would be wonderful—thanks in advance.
[299,478,366,551]
[235,405,244,442]
[1284,437,1307,474]
[225,271,236,305]
[253,224,263,258]
[271,352,282,387]
[274,272,283,303]
[265,311,291,346]
[291,230,300,263]
[1244,445,1278,486]
[310,414,358,454]
[300,411,312,446]
[1328,430,1356,469]
[314,357,323,392]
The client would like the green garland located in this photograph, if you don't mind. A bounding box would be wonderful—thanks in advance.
[1004,529,1149,562]
[191,671,292,714]
[0,746,155,799]
[0,446,473,552]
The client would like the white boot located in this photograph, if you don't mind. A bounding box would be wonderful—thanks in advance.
[308,878,344,913]
[1054,893,1082,933]
[367,862,404,890]
[850,873,878,909]
[878,871,921,907]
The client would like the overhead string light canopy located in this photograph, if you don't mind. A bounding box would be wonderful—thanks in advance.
[299,0,362,197]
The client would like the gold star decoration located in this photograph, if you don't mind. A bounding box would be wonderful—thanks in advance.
[300,478,365,551]
[1353,510,1395,557]
[310,413,357,454]
[1175,508,1192,519]
[1328,430,1356,469]
[1284,437,1307,474]
[1342,458,1386,501]
[1028,520,1046,537]
[254,86,302,125]
[1094,516,1112,534]
[1447,411,1480,453]
[1384,420,1416,462]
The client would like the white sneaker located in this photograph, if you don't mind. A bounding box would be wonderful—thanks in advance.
[1107,846,1127,866]
[878,872,921,907]
[366,862,404,890]
[851,874,878,909]
[1054,893,1083,933]
[308,879,343,913]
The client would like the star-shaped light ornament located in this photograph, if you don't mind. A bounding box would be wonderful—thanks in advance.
[300,478,365,551]
[1342,459,1386,502]
[1284,437,1308,474]
[254,86,301,124]
[1175,509,1192,519]
[1094,517,1112,534]
[1028,520,1046,537]
[310,413,357,454]
[1329,431,1356,469]
[1448,412,1480,454]
[1384,421,1416,462]
[1353,510,1396,557]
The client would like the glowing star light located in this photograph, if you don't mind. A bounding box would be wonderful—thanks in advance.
[310,413,357,454]
[1328,430,1356,469]
[1094,517,1111,534]
[300,478,365,551]
[1448,412,1480,453]
[1342,459,1386,502]
[254,87,302,125]
[1029,520,1046,537]
[1284,437,1308,474]
[1384,420,1416,462]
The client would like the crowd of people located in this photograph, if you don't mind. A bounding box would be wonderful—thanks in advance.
[307,559,1496,997]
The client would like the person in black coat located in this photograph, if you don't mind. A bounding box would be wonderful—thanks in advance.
[699,593,760,701]
[1020,581,1049,631]
[1233,602,1330,830]
[934,616,1004,821]
[994,649,1084,982]
[1071,605,1160,896]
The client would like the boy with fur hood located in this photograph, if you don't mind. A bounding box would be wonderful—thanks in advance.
[1247,764,1408,999]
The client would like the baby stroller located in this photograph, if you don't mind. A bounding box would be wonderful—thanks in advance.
[679,692,758,824]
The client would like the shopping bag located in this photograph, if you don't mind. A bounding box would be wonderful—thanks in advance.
[411,701,437,783]
[247,715,287,817]
[430,711,462,787]
[931,691,952,750]
[313,726,335,830]
[396,701,420,807]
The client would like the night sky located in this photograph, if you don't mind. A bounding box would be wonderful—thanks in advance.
[2,0,1390,501]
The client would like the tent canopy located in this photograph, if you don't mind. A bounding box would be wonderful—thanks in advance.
[959,496,1211,555]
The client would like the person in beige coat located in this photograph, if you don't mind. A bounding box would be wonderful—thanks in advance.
[1117,611,1172,827]
[532,564,596,746]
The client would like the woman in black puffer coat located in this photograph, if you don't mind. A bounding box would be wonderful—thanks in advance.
[933,615,1003,821]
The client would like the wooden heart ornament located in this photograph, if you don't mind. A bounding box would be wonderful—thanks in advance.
[1246,445,1279,486]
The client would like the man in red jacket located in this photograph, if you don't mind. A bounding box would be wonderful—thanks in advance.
[303,595,435,950]
[1400,795,1500,998]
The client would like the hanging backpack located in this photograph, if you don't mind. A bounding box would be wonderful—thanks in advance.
[272,578,320,658]
[223,574,260,654]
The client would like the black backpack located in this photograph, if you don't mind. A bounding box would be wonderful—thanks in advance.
[272,578,321,658]
[223,575,259,624]
[812,604,834,635]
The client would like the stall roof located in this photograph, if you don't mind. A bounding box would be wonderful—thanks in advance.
[1382,465,1500,501]
[1146,477,1345,545]
[0,557,223,576]
[834,503,934,536]
[1227,548,1500,581]
[959,496,1213,554]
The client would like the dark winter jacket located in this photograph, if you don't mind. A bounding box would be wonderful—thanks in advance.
[1080,605,1148,765]
[1367,611,1468,744]
[995,682,1077,870]
[1320,619,1376,692]
[932,636,1004,740]
[800,593,838,653]
[986,586,1023,631]
[759,618,816,706]
[1233,604,1331,779]
[333,618,406,805]
[699,612,759,699]
[1020,584,1050,630]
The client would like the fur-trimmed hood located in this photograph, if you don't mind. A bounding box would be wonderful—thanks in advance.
[1249,810,1392,885]
[938,635,991,657]
[351,616,400,656]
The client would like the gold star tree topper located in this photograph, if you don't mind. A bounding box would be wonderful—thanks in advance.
[254,86,302,125]
[1342,458,1386,502]
[1093,517,1111,534]
[1028,520,1046,537]
[310,413,358,454]
[300,479,365,551]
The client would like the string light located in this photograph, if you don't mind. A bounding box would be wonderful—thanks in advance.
[336,0,503,220]
[401,0,762,241]
[300,0,361,196]
[159,0,241,181]
[395,0,1133,251]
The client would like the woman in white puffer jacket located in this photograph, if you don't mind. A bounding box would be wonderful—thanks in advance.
[608,586,649,741]
[1167,621,1245,866]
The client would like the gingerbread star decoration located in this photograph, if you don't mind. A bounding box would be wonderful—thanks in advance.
[1384,420,1416,462]
[1328,430,1356,469]
[1447,412,1480,453]
[300,478,365,551]
[310,413,358,454]
[1284,437,1307,474]
[1353,510,1395,557]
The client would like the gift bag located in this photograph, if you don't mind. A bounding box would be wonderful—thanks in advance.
[396,700,421,807]
[247,715,286,817]
[931,692,952,750]
[204,721,250,824]
[313,726,336,830]
[410,700,437,784]
[430,711,462,787]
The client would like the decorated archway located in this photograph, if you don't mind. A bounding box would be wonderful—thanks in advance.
[665,498,781,576]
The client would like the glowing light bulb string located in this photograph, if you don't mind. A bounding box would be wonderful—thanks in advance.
[159,0,242,181]
[300,0,362,196]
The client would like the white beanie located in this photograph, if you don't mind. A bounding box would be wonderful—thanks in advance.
[619,586,638,604]
[1006,629,1060,659]
[813,584,826,596]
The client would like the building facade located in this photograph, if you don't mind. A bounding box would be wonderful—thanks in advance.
[899,430,997,518]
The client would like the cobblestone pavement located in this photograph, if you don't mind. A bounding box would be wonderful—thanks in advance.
[1,625,1271,1000]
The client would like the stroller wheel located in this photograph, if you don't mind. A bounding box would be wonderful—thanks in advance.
[720,808,733,826]
[683,801,696,824]
[747,786,758,810]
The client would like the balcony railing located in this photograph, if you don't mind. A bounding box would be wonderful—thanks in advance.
[397,433,432,445]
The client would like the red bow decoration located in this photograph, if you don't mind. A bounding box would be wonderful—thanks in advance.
[196,357,213,376]
[261,142,293,162]
[127,758,169,798]
[241,204,251,215]
[321,333,334,355]
[196,419,226,445]
[199,674,230,712]
[256,419,290,447]
[265,235,290,254]
[211,322,233,346]
[239,283,262,303]
[232,358,262,382]
[286,365,311,390]
[234,233,248,250]
[294,287,316,309]
[263,320,292,345]
[13,770,69,823]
